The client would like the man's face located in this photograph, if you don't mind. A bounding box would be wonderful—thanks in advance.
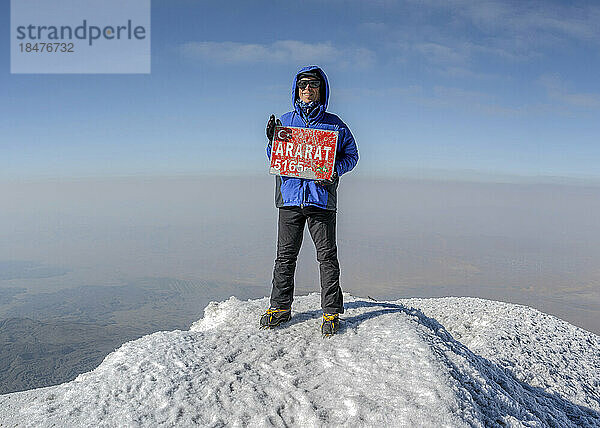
[297,77,321,103]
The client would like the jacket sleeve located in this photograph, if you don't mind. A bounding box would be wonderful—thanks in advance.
[266,141,272,159]
[335,123,359,176]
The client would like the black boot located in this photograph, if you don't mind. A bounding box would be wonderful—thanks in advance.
[260,308,292,328]
[321,313,339,336]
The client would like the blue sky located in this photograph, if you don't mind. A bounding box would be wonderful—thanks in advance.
[2,0,600,180]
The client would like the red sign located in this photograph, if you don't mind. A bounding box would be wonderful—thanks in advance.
[269,126,338,180]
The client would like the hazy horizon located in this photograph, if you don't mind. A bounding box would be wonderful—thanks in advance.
[2,174,599,335]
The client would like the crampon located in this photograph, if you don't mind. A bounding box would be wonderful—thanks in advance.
[259,308,291,329]
[321,313,340,337]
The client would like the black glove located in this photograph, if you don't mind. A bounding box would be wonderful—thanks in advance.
[316,171,338,186]
[266,115,282,143]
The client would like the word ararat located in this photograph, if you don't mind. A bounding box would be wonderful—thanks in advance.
[272,141,333,161]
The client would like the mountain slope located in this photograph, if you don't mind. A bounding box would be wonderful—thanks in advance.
[1,294,599,427]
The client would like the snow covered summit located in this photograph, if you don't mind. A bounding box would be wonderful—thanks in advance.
[1,294,599,427]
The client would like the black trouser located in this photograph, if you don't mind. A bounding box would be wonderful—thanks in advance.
[270,206,344,314]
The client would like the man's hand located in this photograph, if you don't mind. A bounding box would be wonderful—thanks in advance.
[316,171,338,186]
[266,115,282,143]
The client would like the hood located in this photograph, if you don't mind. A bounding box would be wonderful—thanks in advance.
[291,65,329,123]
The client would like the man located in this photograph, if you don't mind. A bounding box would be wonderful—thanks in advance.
[261,65,359,336]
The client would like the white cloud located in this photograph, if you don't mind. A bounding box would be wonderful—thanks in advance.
[414,42,468,64]
[442,66,500,80]
[538,74,600,109]
[393,0,600,69]
[408,41,507,79]
[447,0,600,43]
[179,40,375,68]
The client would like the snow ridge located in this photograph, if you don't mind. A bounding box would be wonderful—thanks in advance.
[0,294,599,427]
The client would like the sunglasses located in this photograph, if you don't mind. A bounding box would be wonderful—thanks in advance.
[297,80,321,89]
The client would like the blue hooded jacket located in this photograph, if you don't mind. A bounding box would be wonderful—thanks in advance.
[267,65,359,210]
